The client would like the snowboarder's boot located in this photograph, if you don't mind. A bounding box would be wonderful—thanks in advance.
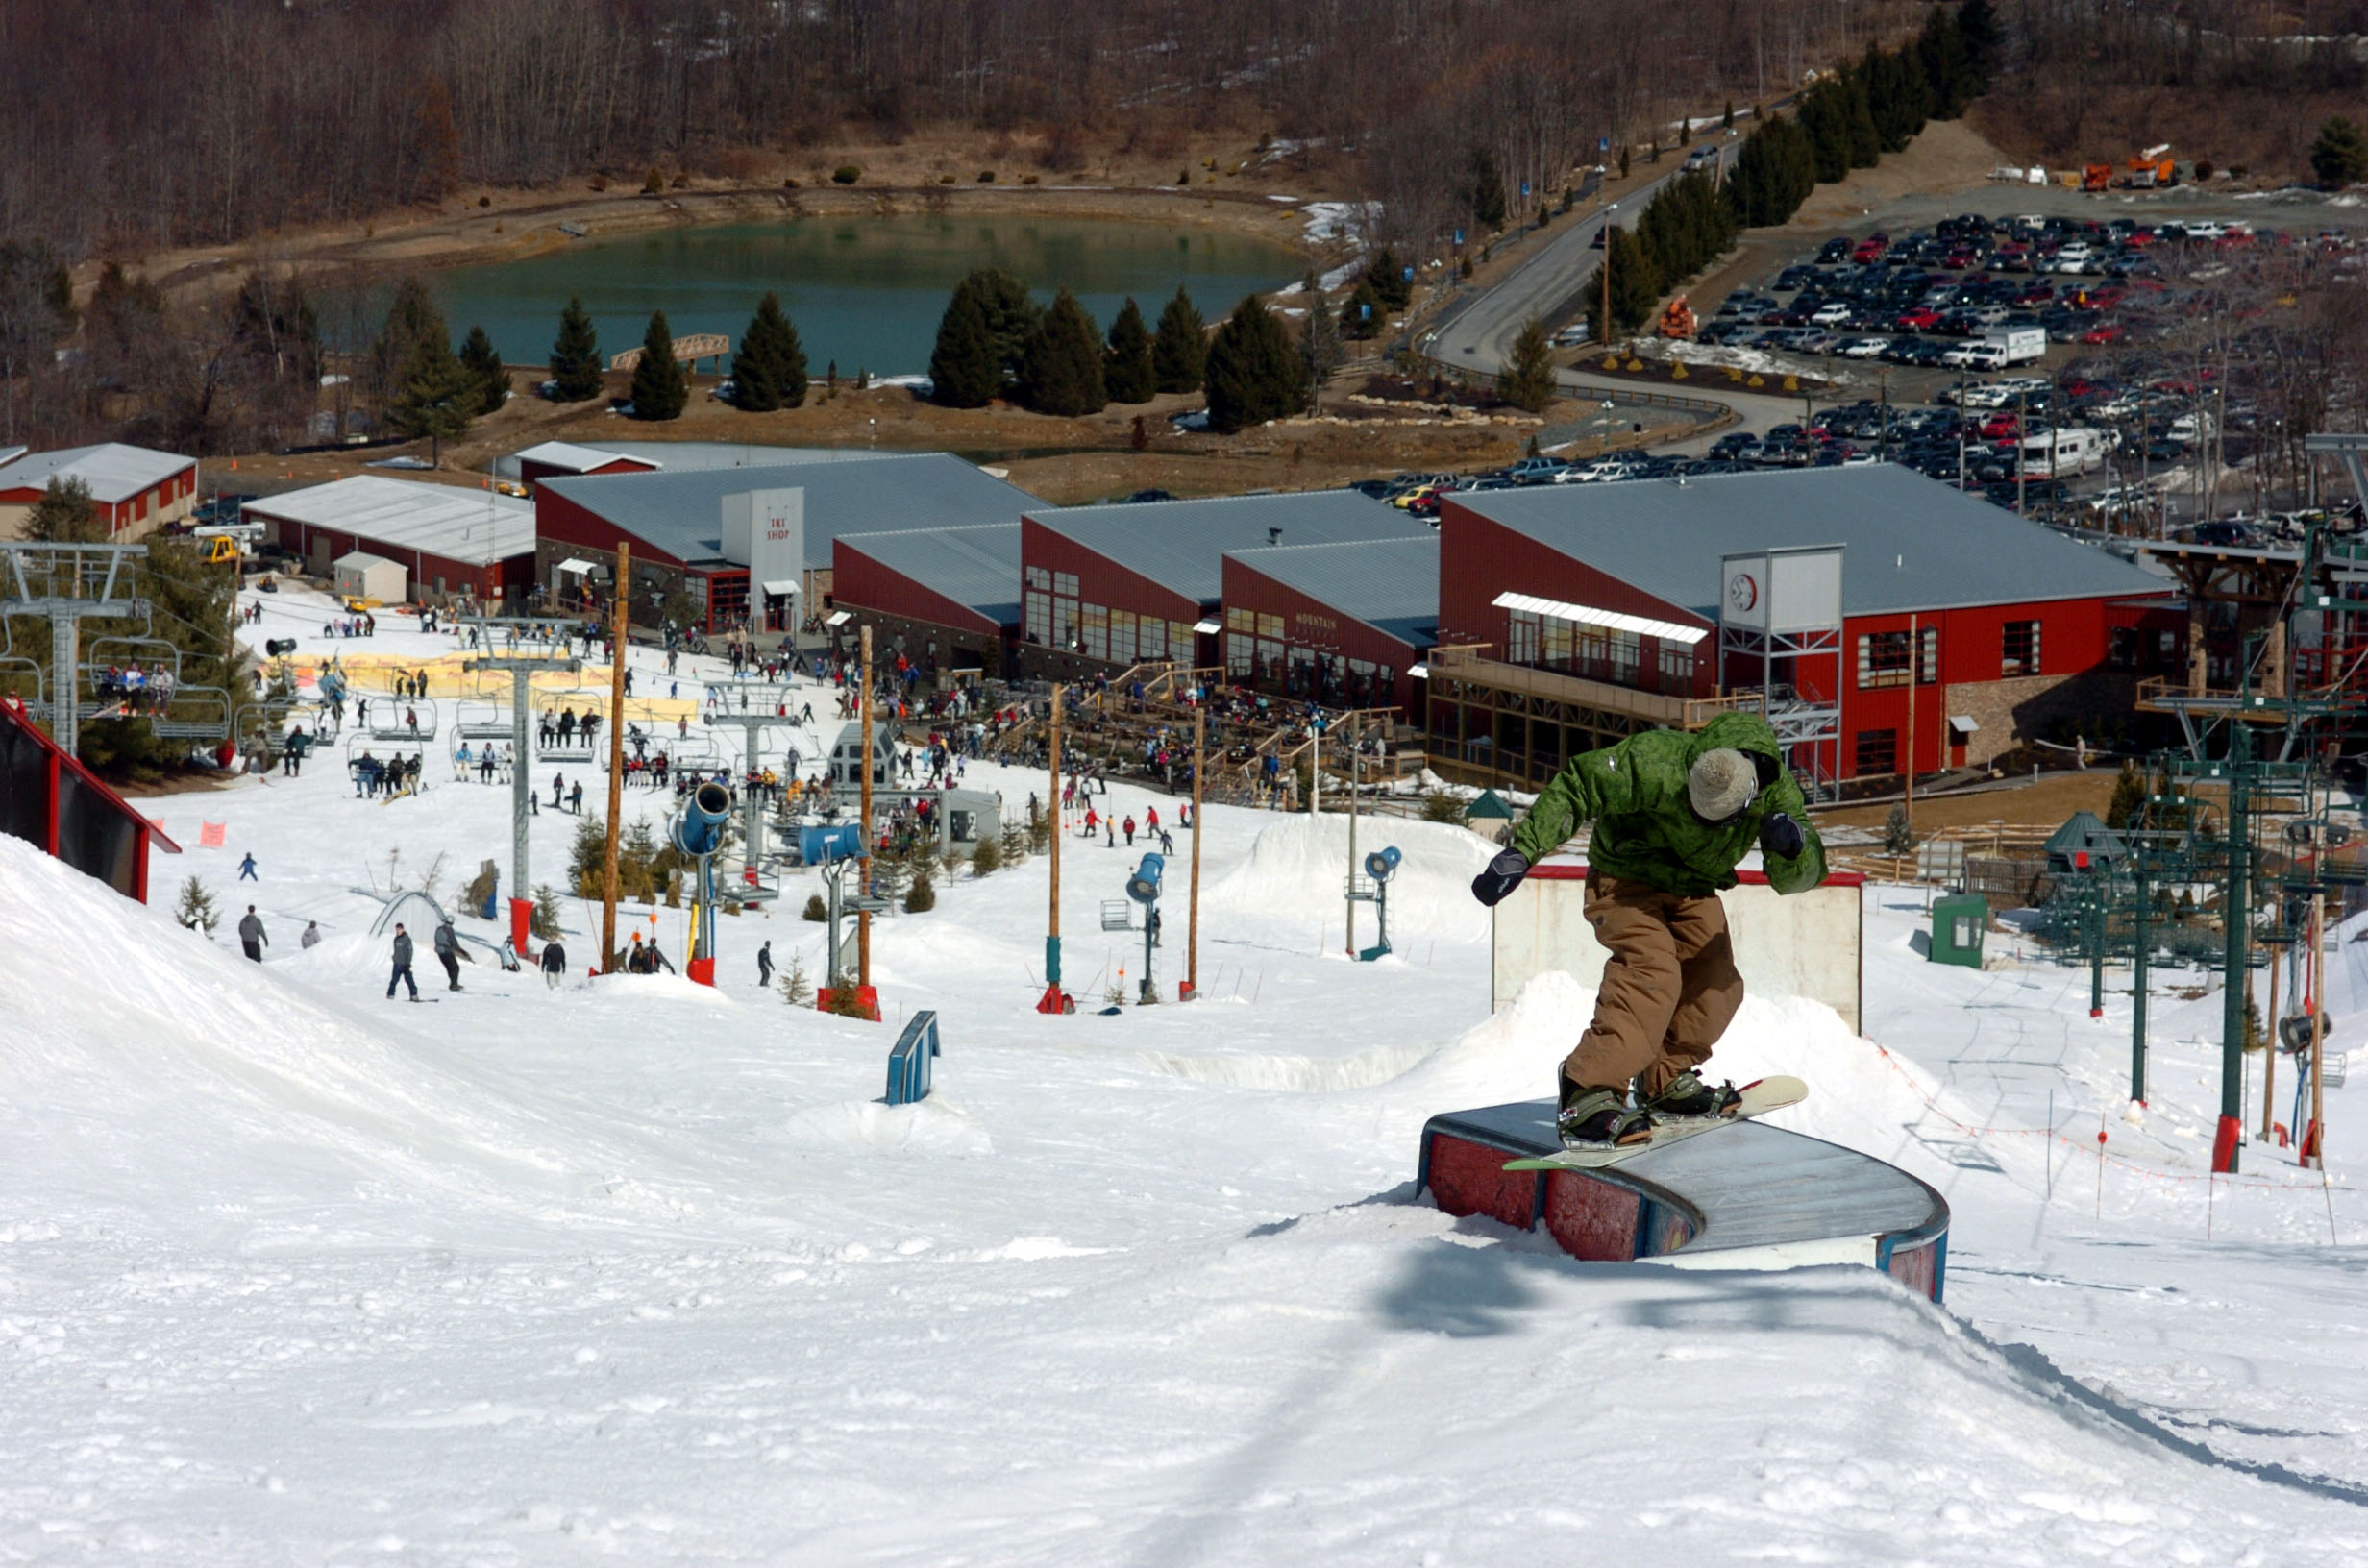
[1557,1075,1653,1149]
[1636,1068,1742,1120]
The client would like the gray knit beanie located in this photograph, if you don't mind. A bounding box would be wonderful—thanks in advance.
[1687,747,1757,821]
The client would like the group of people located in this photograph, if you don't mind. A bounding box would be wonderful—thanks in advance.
[321,613,376,638]
[352,749,423,798]
[453,742,516,784]
[538,707,603,749]
[389,669,432,699]
[88,662,177,714]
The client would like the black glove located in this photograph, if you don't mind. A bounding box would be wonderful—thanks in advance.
[1760,811,1805,860]
[1470,849,1531,907]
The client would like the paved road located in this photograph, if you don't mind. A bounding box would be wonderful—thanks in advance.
[1425,143,1735,378]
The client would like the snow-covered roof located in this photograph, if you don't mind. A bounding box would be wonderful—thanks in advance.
[244,476,534,566]
[513,441,658,475]
[0,443,192,504]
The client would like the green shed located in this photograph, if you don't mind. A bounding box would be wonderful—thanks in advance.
[1466,789,1515,826]
[1930,893,1988,968]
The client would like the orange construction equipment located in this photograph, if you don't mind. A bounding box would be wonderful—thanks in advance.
[1658,294,1697,339]
[2082,163,2113,192]
[2125,156,2176,189]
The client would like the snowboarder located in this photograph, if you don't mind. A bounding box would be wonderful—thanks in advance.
[1468,714,1825,1148]
[757,940,775,989]
[540,939,567,990]
[386,924,420,1000]
[301,919,320,949]
[237,852,258,881]
[569,781,584,815]
[237,905,267,962]
[432,919,465,992]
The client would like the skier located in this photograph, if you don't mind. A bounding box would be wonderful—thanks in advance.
[301,919,320,949]
[1468,714,1825,1148]
[386,924,421,1000]
[237,905,267,963]
[540,939,567,990]
[237,852,258,882]
[1122,815,1136,846]
[757,940,775,989]
[432,918,465,992]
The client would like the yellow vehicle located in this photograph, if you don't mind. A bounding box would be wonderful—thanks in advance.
[200,534,241,565]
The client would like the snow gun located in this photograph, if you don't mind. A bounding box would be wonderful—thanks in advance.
[1126,853,1164,1005]
[672,781,733,986]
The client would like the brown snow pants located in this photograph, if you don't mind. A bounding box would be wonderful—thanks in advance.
[1561,872,1745,1098]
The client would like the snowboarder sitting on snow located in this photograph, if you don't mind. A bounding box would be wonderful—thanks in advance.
[1469,713,1826,1148]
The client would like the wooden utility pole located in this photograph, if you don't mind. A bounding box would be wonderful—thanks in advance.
[1047,681,1062,994]
[1188,704,1204,1000]
[1904,612,1917,833]
[599,542,629,972]
[858,625,874,990]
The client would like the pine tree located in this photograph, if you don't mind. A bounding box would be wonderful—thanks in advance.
[1497,318,1557,413]
[1367,247,1412,310]
[1916,4,1974,116]
[629,309,688,420]
[1102,297,1154,404]
[457,324,507,415]
[777,952,814,1006]
[1883,804,1915,854]
[175,875,221,935]
[971,836,1002,877]
[372,277,447,403]
[25,478,102,543]
[1020,288,1106,416]
[1468,147,1509,230]
[733,292,809,410]
[387,334,477,461]
[550,295,604,402]
[2103,763,2147,830]
[1203,294,1304,433]
[1956,0,2003,93]
[1799,81,1852,183]
[1297,274,1342,412]
[1584,228,1662,341]
[1151,286,1207,394]
[904,869,936,913]
[530,884,564,940]
[1843,65,1882,168]
[2312,117,2368,187]
[929,283,1001,407]
[960,268,1040,384]
[1344,278,1385,339]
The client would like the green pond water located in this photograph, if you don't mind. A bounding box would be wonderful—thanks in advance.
[422,215,1305,379]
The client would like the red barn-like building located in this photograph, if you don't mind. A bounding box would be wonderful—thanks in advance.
[243,477,538,607]
[0,444,196,541]
[1218,535,1438,714]
[1430,466,2178,789]
[512,442,661,493]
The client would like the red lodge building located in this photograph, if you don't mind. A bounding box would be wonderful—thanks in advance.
[1428,466,2177,790]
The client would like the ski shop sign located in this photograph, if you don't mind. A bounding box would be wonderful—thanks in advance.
[724,487,804,606]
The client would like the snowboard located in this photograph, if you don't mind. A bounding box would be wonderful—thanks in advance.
[1501,1075,1808,1172]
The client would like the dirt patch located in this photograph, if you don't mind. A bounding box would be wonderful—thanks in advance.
[1814,768,2119,834]
[1781,119,2016,232]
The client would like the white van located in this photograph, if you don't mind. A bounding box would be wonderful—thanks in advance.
[1941,343,2009,370]
[2018,426,2110,478]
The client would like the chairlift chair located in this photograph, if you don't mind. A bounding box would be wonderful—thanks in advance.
[454,699,514,741]
[365,697,441,741]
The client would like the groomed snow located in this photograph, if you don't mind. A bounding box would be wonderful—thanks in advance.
[2,582,2366,1561]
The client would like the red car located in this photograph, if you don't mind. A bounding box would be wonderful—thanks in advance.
[1893,307,1941,331]
[1980,413,2023,441]
[2081,323,2125,345]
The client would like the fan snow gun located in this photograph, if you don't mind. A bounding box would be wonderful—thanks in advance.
[672,780,733,985]
[1127,853,1164,1005]
[1358,845,1401,962]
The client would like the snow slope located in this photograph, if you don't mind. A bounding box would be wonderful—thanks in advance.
[4,585,2367,1560]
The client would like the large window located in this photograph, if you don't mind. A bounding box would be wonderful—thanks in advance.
[1079,602,1110,661]
[1508,609,1540,665]
[1658,642,1694,692]
[1857,626,1938,690]
[2002,620,2041,677]
[1855,728,1898,776]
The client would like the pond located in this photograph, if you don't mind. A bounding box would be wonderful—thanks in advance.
[422,215,1307,379]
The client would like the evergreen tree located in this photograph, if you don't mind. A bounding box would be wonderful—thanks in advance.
[1916,4,1974,116]
[73,538,245,777]
[175,876,221,935]
[929,284,1001,407]
[228,270,321,387]
[1367,247,1413,310]
[1956,0,2003,93]
[961,268,1039,384]
[372,277,447,404]
[550,296,604,401]
[1102,297,1154,404]
[457,324,507,415]
[1151,286,1207,394]
[25,478,102,543]
[1798,80,1853,183]
[1497,318,1557,413]
[386,334,476,460]
[1202,294,1304,433]
[1297,274,1342,411]
[1727,112,1818,227]
[1842,65,1882,168]
[1584,228,1663,341]
[1468,147,1509,230]
[2312,117,2368,187]
[2103,762,2147,830]
[732,292,809,411]
[629,310,688,420]
[1020,288,1106,416]
[1344,278,1385,339]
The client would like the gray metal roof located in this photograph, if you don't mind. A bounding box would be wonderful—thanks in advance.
[1028,489,1428,603]
[0,442,191,504]
[540,452,1042,569]
[835,524,1024,627]
[1224,535,1440,649]
[245,476,534,565]
[1451,465,2167,619]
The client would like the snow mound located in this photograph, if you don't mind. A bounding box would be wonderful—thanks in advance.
[779,1098,994,1157]
[1202,815,1496,942]
[1374,968,1593,1119]
[0,836,610,1221]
